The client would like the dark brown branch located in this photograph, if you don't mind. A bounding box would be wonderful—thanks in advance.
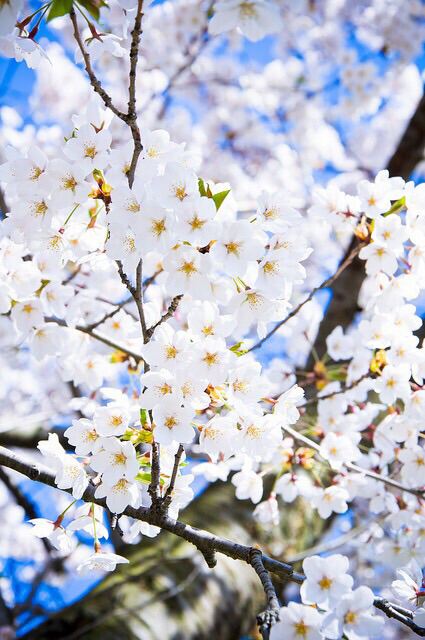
[116,260,136,296]
[0,445,302,582]
[1,446,424,636]
[299,371,371,408]
[46,317,143,363]
[161,444,184,512]
[126,0,144,188]
[374,598,425,637]
[135,260,148,344]
[148,441,161,508]
[147,295,183,339]
[249,548,280,640]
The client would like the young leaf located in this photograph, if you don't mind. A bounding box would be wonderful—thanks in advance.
[212,189,230,210]
[78,0,108,21]
[46,0,73,22]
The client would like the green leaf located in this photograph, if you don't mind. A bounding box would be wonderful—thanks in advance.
[229,341,247,357]
[199,178,229,209]
[136,471,164,486]
[140,408,148,426]
[383,196,406,217]
[212,189,230,210]
[79,0,108,21]
[198,177,207,197]
[46,0,73,22]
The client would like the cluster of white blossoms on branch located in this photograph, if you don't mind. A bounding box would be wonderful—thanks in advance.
[3,0,425,637]
[1,99,425,635]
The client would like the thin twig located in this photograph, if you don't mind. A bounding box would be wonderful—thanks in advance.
[84,296,133,332]
[283,424,424,499]
[147,295,183,339]
[143,268,162,291]
[135,260,148,343]
[161,445,184,512]
[46,316,143,363]
[69,9,127,121]
[299,372,371,408]
[249,243,364,353]
[0,185,9,217]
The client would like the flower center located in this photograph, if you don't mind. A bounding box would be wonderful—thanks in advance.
[263,261,278,274]
[127,199,141,213]
[225,241,240,256]
[124,235,136,253]
[114,478,129,492]
[84,144,97,159]
[174,185,188,201]
[203,352,218,366]
[263,207,278,220]
[63,175,77,191]
[318,576,333,590]
[113,452,127,465]
[164,416,177,429]
[34,200,48,216]
[166,345,178,359]
[189,215,206,230]
[151,218,166,236]
[31,166,44,181]
[293,621,308,638]
[202,325,214,336]
[344,611,357,625]
[179,260,197,276]
[159,383,172,395]
[246,424,261,439]
[240,2,257,18]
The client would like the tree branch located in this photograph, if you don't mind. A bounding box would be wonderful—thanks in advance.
[161,444,184,512]
[0,185,9,217]
[46,316,143,363]
[147,295,183,339]
[69,9,128,122]
[0,445,302,581]
[283,424,425,499]
[1,445,424,636]
[84,296,133,332]
[148,441,161,508]
[126,0,145,188]
[374,598,425,637]
[249,548,280,640]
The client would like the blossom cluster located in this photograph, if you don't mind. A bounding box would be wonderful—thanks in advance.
[2,0,425,637]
